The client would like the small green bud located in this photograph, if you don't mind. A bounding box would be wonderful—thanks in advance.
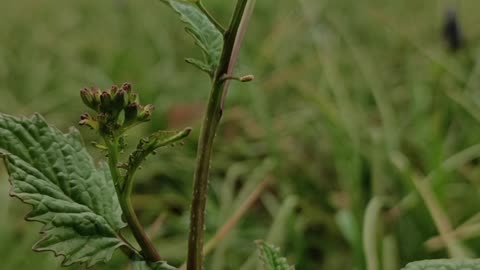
[128,93,139,104]
[240,74,255,82]
[137,104,155,122]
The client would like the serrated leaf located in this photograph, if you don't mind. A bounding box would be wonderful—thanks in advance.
[132,259,177,270]
[0,113,126,267]
[161,0,224,76]
[402,259,480,270]
[256,240,295,270]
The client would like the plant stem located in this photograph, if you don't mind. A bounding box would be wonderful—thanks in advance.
[105,137,162,262]
[186,1,253,269]
[180,176,271,270]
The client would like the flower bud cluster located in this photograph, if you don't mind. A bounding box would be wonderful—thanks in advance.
[79,83,155,136]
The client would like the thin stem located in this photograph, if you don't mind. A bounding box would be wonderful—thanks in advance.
[105,137,122,194]
[104,137,162,262]
[120,185,162,262]
[186,1,253,269]
[196,1,226,34]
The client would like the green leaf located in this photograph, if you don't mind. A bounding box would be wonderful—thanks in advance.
[161,0,224,76]
[132,259,177,270]
[185,57,214,75]
[147,128,192,148]
[256,240,295,270]
[128,127,191,171]
[402,259,480,270]
[0,113,126,267]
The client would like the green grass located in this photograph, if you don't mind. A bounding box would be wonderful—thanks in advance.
[2,0,480,269]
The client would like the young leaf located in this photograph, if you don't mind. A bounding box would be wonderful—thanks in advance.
[161,0,224,76]
[402,259,480,270]
[0,113,127,267]
[256,240,295,270]
[185,57,214,75]
[127,127,191,174]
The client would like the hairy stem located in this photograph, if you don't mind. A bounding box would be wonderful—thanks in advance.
[187,1,254,269]
[105,138,162,262]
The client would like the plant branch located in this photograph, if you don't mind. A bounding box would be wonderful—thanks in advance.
[186,1,254,269]
[104,137,162,262]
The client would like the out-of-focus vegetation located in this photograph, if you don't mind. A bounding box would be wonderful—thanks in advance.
[2,0,480,269]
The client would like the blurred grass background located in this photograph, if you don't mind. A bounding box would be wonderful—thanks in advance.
[2,0,480,269]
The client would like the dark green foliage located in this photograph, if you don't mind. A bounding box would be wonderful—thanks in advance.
[0,113,125,267]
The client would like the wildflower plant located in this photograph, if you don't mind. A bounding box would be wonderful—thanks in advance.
[0,0,293,269]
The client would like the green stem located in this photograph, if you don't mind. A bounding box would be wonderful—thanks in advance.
[105,138,122,194]
[186,1,253,269]
[104,137,162,262]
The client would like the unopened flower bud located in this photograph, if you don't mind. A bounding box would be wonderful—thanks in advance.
[240,74,255,82]
[100,91,112,111]
[80,113,90,120]
[91,87,101,103]
[80,88,99,110]
[137,104,155,122]
[122,82,132,93]
[78,114,99,130]
[113,89,129,109]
